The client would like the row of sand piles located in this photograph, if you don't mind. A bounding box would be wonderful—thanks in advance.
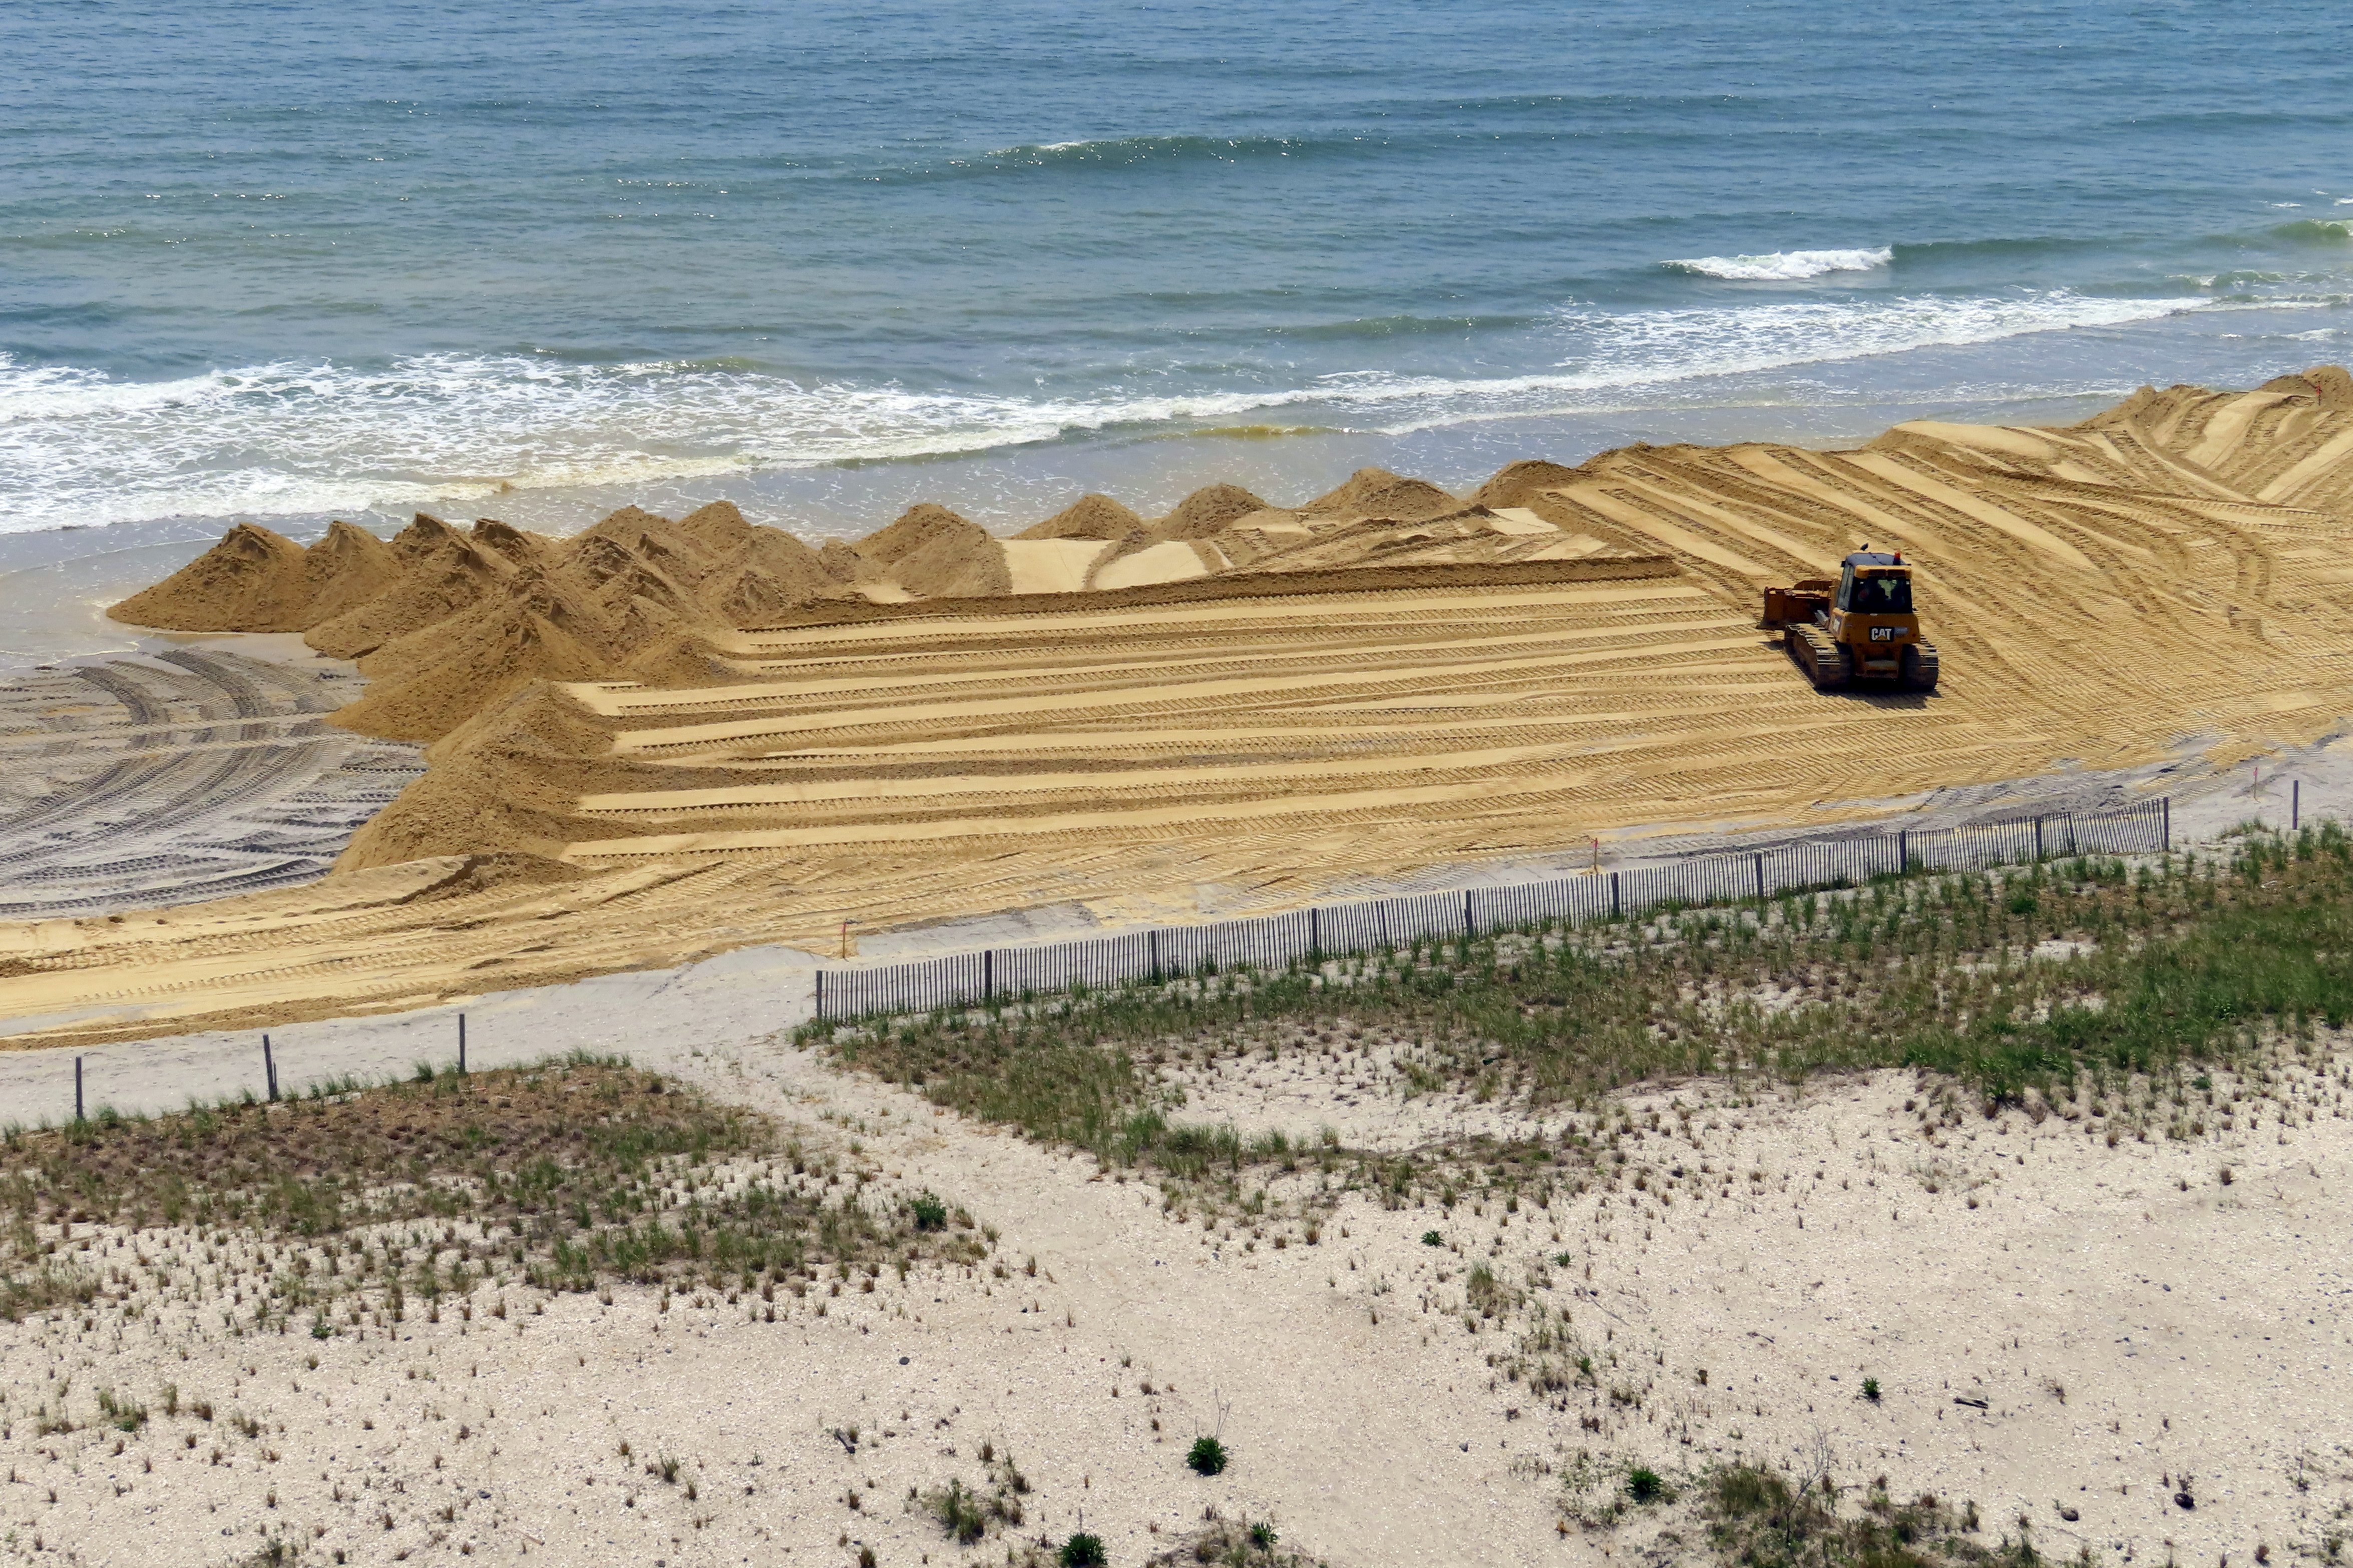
[105,360,2353,762]
[110,502,847,743]
[1010,468,1625,591]
[109,469,1635,741]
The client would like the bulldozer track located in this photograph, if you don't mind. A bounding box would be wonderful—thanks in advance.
[0,653,421,920]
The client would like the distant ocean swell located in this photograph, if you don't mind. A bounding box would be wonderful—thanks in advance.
[0,287,2211,533]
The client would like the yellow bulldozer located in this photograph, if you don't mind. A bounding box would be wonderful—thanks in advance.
[1760,549,1938,692]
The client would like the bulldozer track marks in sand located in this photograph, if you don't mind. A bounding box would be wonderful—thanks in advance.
[0,653,422,921]
[8,370,2353,1047]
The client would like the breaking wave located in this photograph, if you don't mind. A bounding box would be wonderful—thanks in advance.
[0,285,2211,533]
[1662,247,1894,281]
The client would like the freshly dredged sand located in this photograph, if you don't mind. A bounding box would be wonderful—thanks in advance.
[4,369,2352,1049]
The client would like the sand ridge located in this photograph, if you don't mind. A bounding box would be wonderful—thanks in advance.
[105,472,1638,747]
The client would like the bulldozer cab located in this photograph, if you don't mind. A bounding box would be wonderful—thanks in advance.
[1837,552,1912,615]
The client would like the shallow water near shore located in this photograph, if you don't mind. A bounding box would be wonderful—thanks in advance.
[3,0,2349,581]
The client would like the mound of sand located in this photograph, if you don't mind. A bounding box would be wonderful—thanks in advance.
[466,518,547,571]
[338,682,619,867]
[327,588,620,744]
[871,505,1012,598]
[573,504,678,552]
[1153,483,1270,540]
[674,499,757,555]
[1467,459,1586,511]
[300,522,406,624]
[1303,466,1460,520]
[107,522,314,632]
[818,539,871,582]
[711,528,835,602]
[1017,493,1147,541]
[855,503,982,569]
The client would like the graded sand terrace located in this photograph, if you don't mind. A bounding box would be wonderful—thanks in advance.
[6,369,2353,1048]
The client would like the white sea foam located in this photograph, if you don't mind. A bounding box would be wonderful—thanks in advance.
[1662,246,1894,281]
[0,286,2210,534]
[1351,289,2210,431]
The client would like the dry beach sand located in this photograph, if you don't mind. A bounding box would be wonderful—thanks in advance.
[1,1003,2346,1567]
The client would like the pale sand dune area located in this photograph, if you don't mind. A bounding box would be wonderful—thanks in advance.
[1,983,2345,1567]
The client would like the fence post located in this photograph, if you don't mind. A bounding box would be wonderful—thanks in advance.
[1610,872,1622,918]
[1753,853,1765,900]
[263,1034,278,1103]
[2162,796,2171,850]
[2033,817,2044,860]
[1898,832,1908,874]
[814,970,825,1018]
[1149,929,1161,983]
[458,1013,467,1076]
[2293,780,2300,831]
[75,1056,84,1124]
[1462,890,1475,940]
[1310,907,1321,958]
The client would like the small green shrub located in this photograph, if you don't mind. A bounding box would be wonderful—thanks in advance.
[1421,1230,1442,1246]
[1188,1435,1229,1476]
[1627,1466,1666,1504]
[95,1388,146,1433]
[911,1192,949,1231]
[1059,1532,1108,1567]
[932,1478,986,1544]
[1862,1377,1881,1402]
[1248,1521,1279,1548]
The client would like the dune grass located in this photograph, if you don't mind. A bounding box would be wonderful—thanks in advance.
[1704,1464,2038,1568]
[815,826,2353,1175]
[1,1055,976,1323]
[1142,1512,1328,1567]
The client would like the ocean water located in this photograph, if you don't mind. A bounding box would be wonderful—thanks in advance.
[2,0,2350,611]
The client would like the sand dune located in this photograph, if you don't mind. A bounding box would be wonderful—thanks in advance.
[9,367,2350,1047]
